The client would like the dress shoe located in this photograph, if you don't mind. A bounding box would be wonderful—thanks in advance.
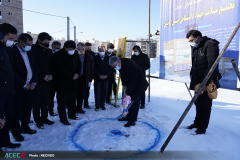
[49,111,57,116]
[140,104,145,109]
[186,123,197,129]
[69,116,79,120]
[77,109,86,114]
[36,123,44,129]
[60,120,71,125]
[124,121,136,127]
[100,106,106,110]
[13,135,24,142]
[42,118,55,125]
[195,129,206,134]
[22,128,37,134]
[2,142,21,148]
[84,105,91,109]
[95,107,99,111]
[118,117,128,121]
[106,100,111,104]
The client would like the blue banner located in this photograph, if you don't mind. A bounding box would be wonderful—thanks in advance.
[159,0,240,90]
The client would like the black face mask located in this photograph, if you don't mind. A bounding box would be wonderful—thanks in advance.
[39,41,50,48]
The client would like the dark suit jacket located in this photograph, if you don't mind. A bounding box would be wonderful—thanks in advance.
[119,58,149,100]
[31,42,54,84]
[94,53,113,81]
[78,52,94,87]
[8,44,38,89]
[55,48,80,94]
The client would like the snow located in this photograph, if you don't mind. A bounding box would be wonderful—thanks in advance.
[4,58,240,160]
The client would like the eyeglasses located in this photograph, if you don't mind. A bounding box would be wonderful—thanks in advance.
[189,38,195,43]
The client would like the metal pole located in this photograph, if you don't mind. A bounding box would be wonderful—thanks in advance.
[148,0,151,102]
[74,26,76,43]
[231,58,240,81]
[67,17,70,40]
[185,83,193,98]
[160,20,240,153]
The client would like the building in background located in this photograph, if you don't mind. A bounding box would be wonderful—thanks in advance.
[136,38,157,58]
[0,0,23,33]
[100,41,110,49]
[83,38,100,53]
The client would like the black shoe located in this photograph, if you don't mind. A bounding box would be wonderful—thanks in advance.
[95,107,99,111]
[106,100,111,104]
[36,123,44,129]
[49,111,57,116]
[195,129,206,134]
[77,109,86,114]
[2,142,21,149]
[60,120,71,125]
[13,135,24,142]
[69,116,79,120]
[22,128,37,134]
[140,104,145,109]
[84,105,91,109]
[100,106,106,110]
[42,118,55,125]
[187,124,197,129]
[118,117,127,121]
[124,121,136,127]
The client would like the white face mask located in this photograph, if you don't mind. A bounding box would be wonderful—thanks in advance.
[134,52,139,56]
[190,42,199,48]
[54,49,60,53]
[99,52,105,56]
[68,50,75,55]
[23,46,32,52]
[108,49,113,53]
[5,39,14,47]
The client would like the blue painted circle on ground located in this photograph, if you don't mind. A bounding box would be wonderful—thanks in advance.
[69,118,162,151]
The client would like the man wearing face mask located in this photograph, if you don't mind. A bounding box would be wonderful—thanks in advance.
[48,41,62,117]
[186,30,221,134]
[131,45,150,109]
[106,43,117,104]
[0,23,21,148]
[109,56,149,127]
[94,45,113,111]
[83,42,95,109]
[75,42,94,113]
[55,40,80,125]
[8,33,38,140]
[31,32,55,129]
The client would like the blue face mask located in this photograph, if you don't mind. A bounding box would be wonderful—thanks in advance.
[114,65,121,70]
[23,45,32,52]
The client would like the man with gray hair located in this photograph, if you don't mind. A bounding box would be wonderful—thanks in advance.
[94,46,113,111]
[109,56,148,127]
[76,42,94,113]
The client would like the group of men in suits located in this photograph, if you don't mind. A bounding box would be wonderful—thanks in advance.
[0,22,150,151]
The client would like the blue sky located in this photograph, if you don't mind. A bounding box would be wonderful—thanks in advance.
[22,0,160,41]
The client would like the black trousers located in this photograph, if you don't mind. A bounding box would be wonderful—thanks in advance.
[57,92,76,121]
[33,82,50,124]
[106,77,117,102]
[141,92,145,105]
[94,80,108,107]
[194,91,212,132]
[0,94,14,146]
[48,79,57,113]
[11,88,34,136]
[125,96,141,122]
[84,87,90,107]
[76,76,86,111]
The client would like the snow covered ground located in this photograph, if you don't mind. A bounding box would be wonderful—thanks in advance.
[4,58,240,160]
